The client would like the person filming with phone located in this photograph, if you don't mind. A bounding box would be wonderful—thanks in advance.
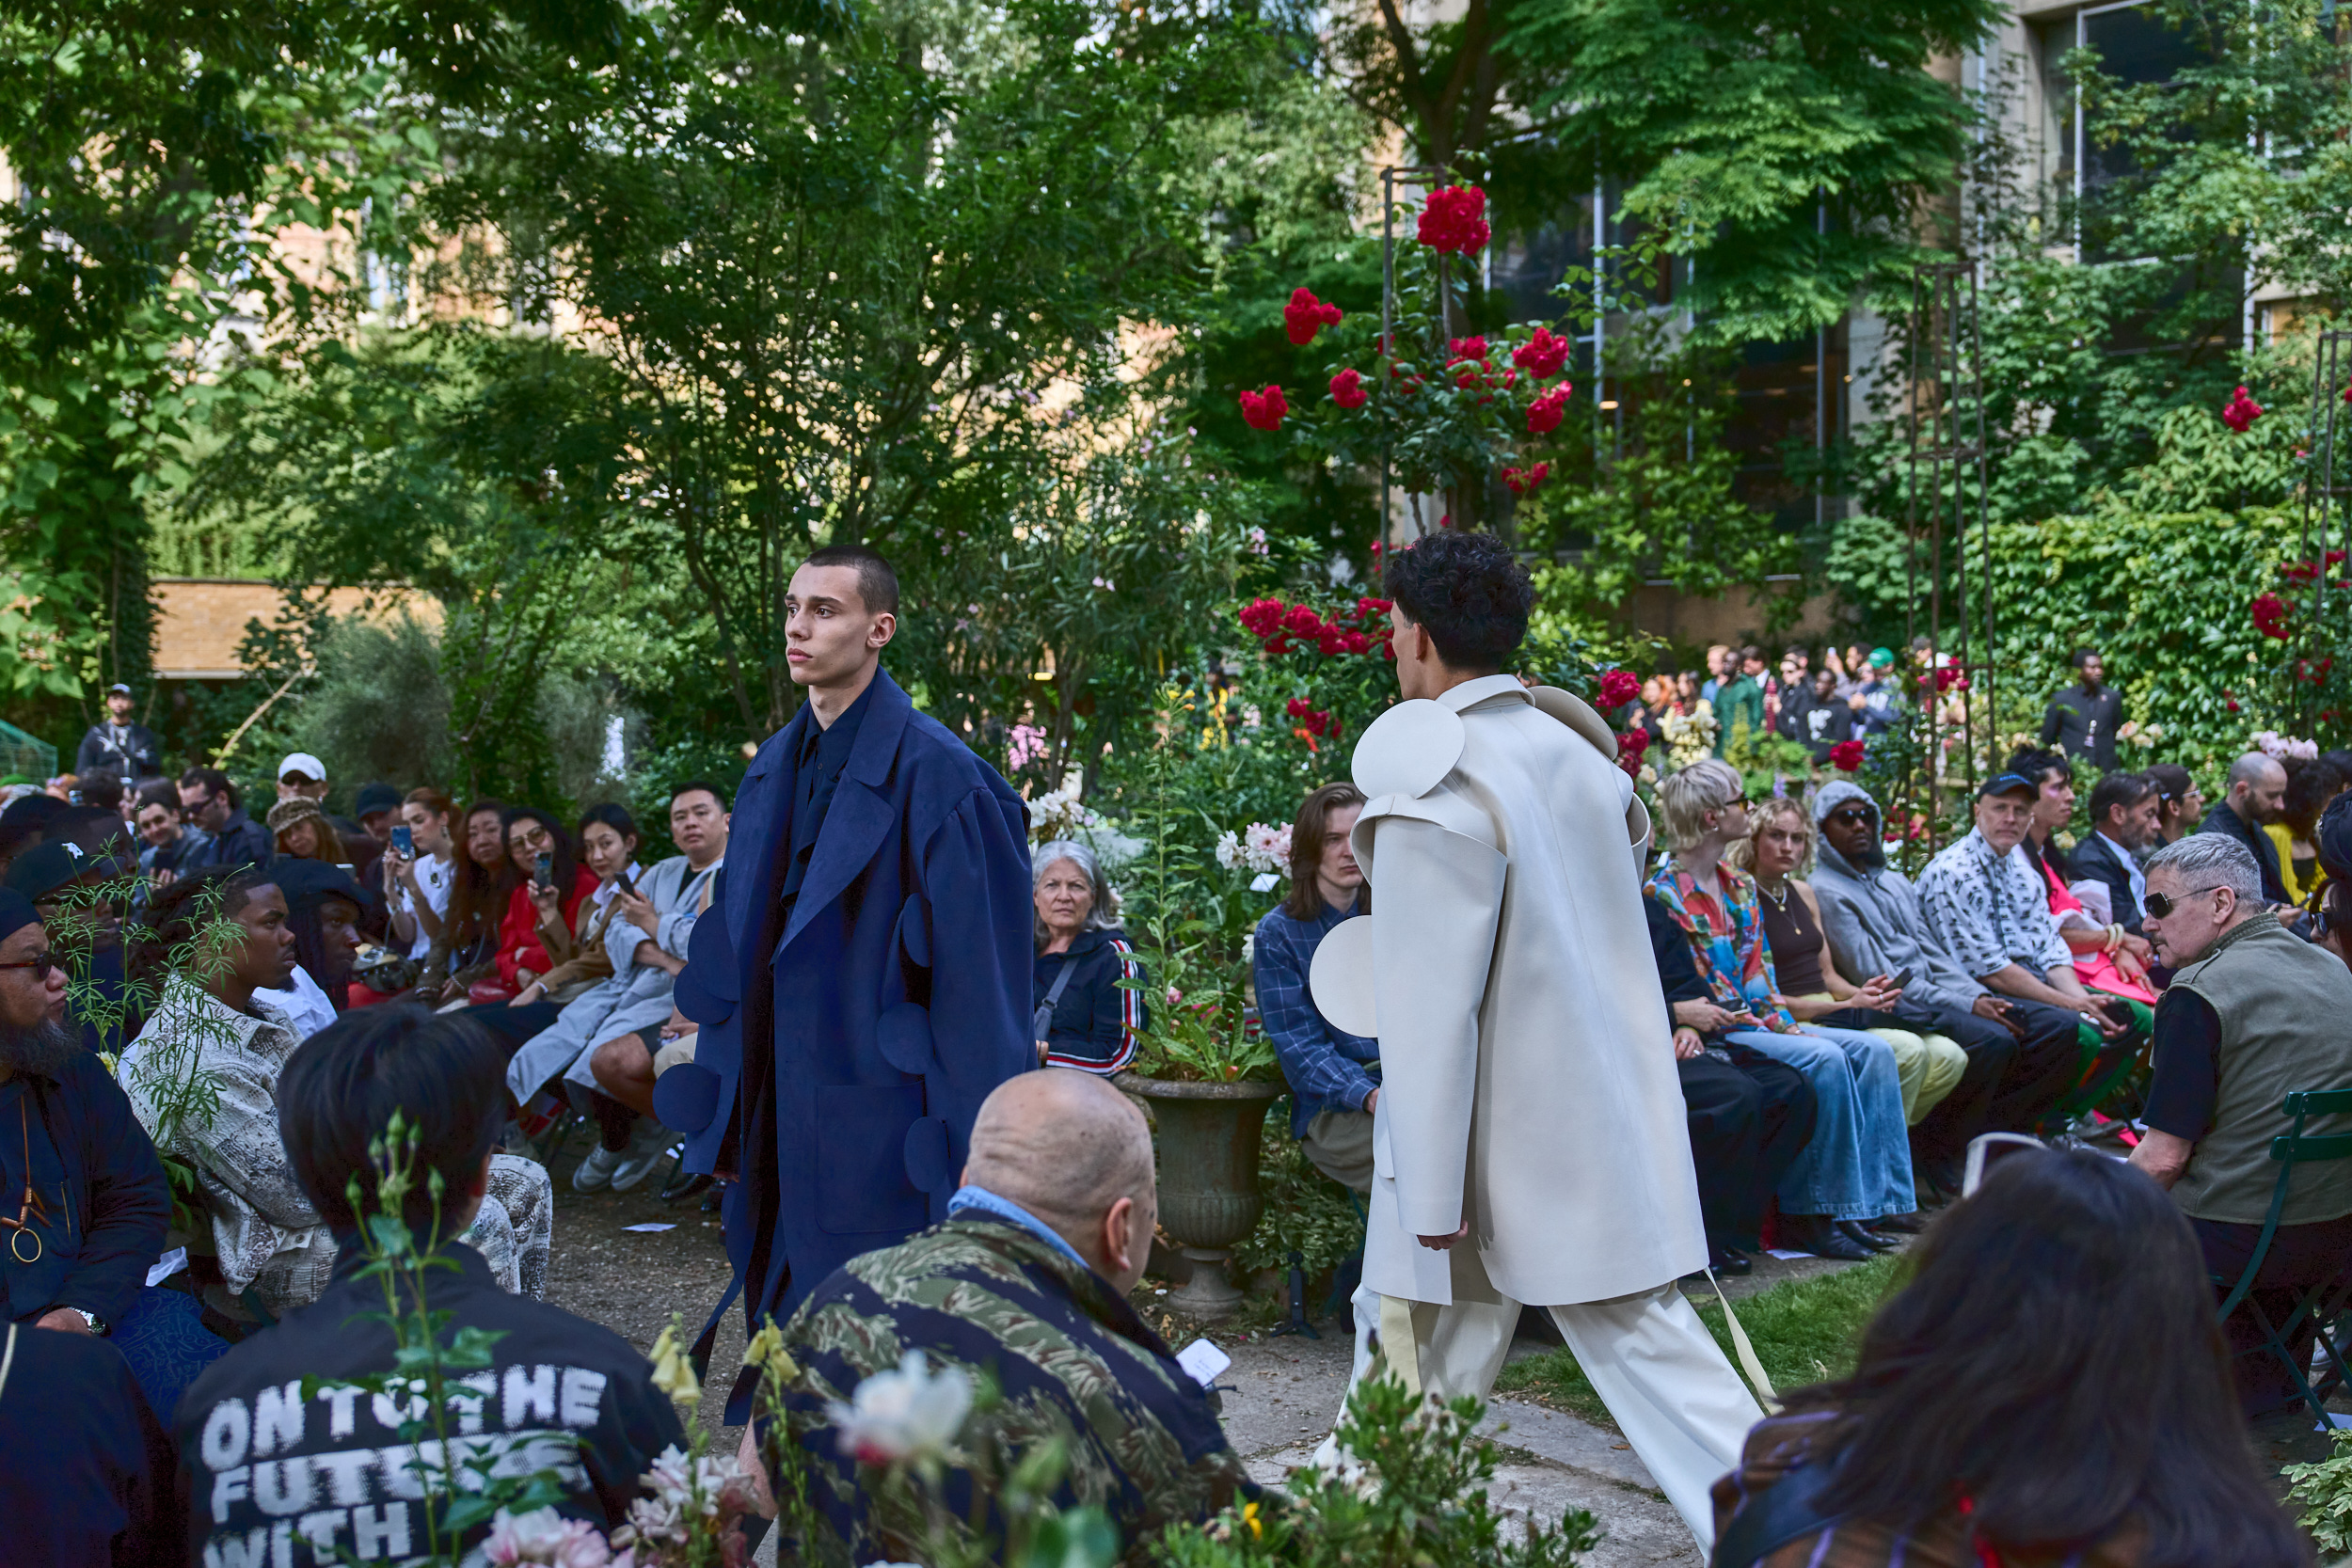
[2131,833,2352,1416]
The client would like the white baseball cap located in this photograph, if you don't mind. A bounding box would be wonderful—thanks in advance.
[278,752,327,782]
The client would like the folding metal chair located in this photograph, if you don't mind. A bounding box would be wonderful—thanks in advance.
[2213,1087,2352,1424]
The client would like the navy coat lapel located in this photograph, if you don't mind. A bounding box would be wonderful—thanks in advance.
[779,672,915,956]
[725,710,809,994]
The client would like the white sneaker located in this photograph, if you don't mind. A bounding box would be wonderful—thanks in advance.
[572,1145,625,1192]
[610,1127,675,1194]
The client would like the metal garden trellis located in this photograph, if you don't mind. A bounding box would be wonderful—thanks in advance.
[1902,260,1996,847]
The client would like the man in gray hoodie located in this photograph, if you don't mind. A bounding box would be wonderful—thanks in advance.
[1805,781,2082,1189]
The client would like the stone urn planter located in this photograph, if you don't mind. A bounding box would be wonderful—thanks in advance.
[1120,1074,1281,1319]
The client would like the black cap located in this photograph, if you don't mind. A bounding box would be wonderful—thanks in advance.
[105,682,133,696]
[1979,772,2040,802]
[0,794,64,829]
[268,857,366,912]
[354,783,403,819]
[0,890,38,944]
[4,840,110,903]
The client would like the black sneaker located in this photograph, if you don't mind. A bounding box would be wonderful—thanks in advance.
[661,1170,714,1205]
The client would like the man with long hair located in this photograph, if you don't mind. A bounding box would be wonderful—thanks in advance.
[1306,531,1760,1545]
[662,545,1033,1418]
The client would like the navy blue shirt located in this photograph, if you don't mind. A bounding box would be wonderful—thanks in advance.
[1033,927,1145,1073]
[780,679,876,927]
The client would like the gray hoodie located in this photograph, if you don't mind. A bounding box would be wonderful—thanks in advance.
[1805,787,1987,1014]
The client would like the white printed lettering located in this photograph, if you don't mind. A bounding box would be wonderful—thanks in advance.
[559,1367,608,1429]
[502,1364,558,1428]
[373,1447,426,1501]
[201,1400,252,1470]
[311,1448,374,1506]
[201,1528,270,1568]
[250,1456,316,1517]
[294,1509,346,1553]
[350,1501,412,1559]
[270,1521,294,1568]
[252,1381,305,1458]
[209,1465,251,1521]
[314,1384,363,1439]
[450,1371,498,1435]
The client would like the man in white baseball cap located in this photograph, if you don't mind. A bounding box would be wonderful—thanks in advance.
[276,752,330,803]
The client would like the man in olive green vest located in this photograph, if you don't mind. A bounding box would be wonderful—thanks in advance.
[2132,833,2352,1414]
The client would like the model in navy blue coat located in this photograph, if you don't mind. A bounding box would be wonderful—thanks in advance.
[661,668,1033,1392]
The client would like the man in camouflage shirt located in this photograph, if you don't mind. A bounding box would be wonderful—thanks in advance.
[772,1070,1249,1561]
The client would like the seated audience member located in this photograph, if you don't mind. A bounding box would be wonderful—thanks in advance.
[1804,783,2080,1196]
[1251,783,1380,1194]
[352,780,402,844]
[178,1006,685,1568]
[419,797,512,1001]
[267,859,368,1028]
[133,780,198,890]
[2271,755,2345,906]
[494,806,599,997]
[1712,1148,2306,1567]
[1731,800,1968,1139]
[1644,895,1817,1275]
[382,787,456,966]
[1773,666,1849,765]
[770,1070,1250,1556]
[1031,838,1146,1075]
[9,835,145,1055]
[2130,834,2352,1417]
[343,782,400,932]
[265,797,342,867]
[583,786,731,1155]
[1917,772,2145,1118]
[2007,748,2158,1017]
[2069,770,2161,935]
[174,768,271,874]
[2320,795,2352,973]
[1648,761,1916,1260]
[2198,752,2291,905]
[0,890,227,1428]
[0,1311,179,1567]
[80,773,124,818]
[513,794,726,1193]
[119,870,552,1327]
[2144,761,2204,848]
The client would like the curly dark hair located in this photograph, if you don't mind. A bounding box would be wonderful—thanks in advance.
[133,864,276,995]
[1380,531,1533,672]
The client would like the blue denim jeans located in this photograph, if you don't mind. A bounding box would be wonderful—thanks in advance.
[1722,1024,1915,1220]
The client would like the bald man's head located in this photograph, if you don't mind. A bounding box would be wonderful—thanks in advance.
[2228,752,2288,824]
[962,1070,1156,1289]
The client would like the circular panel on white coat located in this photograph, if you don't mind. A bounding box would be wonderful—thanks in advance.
[1350,700,1465,801]
[1307,915,1380,1040]
[1522,684,1620,759]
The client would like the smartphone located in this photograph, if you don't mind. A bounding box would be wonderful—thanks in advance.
[1961,1132,2045,1196]
[389,824,415,860]
[1888,966,1913,989]
[612,868,637,899]
[533,851,554,891]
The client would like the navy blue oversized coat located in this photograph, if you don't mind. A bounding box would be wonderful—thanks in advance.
[661,670,1033,1374]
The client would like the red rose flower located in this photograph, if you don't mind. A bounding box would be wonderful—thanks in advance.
[1330,367,1368,409]
[1417,185,1490,255]
[1598,669,1642,708]
[1239,385,1289,432]
[1511,326,1571,380]
[1526,384,1572,436]
[1317,627,1351,657]
[1343,630,1370,655]
[1281,603,1325,638]
[1830,739,1867,772]
[1283,287,1344,347]
[1238,598,1286,640]
[2252,591,2293,639]
[2221,386,2264,434]
[1356,595,1393,619]
[1502,461,1551,496]
[1446,337,1489,364]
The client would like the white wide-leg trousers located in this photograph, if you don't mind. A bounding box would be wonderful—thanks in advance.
[1331,1280,1760,1548]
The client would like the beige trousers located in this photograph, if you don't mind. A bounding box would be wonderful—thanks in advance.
[1790,993,1966,1126]
[1333,1281,1759,1548]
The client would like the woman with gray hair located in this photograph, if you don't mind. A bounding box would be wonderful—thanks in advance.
[1031,839,1148,1073]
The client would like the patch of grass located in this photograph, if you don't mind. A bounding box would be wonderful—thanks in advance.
[1494,1257,1905,1429]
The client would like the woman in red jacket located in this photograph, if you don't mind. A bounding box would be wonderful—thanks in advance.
[496,806,599,991]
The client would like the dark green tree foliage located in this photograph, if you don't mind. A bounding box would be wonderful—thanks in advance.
[1502,0,1999,340]
[407,0,1263,735]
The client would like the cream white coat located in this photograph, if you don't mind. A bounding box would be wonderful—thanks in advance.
[1310,673,1707,1307]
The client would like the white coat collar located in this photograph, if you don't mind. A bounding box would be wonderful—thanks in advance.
[1438,673,1531,713]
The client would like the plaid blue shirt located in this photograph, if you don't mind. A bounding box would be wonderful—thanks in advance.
[1252,896,1380,1137]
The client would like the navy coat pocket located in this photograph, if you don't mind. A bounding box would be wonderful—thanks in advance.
[815,1084,929,1235]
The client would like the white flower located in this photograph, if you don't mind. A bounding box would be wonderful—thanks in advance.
[1243,822,1292,873]
[826,1350,972,1466]
[485,1508,612,1567]
[1215,830,1244,871]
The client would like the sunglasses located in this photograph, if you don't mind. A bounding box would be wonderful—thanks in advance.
[0,951,56,981]
[2144,885,2226,919]
[1825,808,1874,827]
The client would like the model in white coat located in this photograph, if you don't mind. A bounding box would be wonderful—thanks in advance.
[1307,531,1763,1546]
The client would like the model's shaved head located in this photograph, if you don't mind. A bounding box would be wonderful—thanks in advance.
[963,1069,1154,1244]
